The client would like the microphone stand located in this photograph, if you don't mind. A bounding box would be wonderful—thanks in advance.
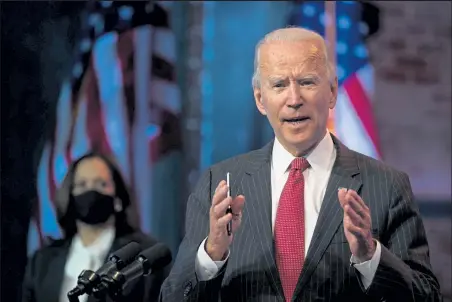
[67,287,81,302]
[67,292,109,302]
[68,288,110,302]
[91,278,118,302]
[67,294,80,302]
[67,270,102,302]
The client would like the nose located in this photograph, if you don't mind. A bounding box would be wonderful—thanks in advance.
[286,81,302,109]
[85,181,96,190]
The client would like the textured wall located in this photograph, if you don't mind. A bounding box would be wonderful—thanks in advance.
[367,2,451,299]
[369,1,451,200]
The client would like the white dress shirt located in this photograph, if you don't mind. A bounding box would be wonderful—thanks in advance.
[59,227,116,302]
[195,132,381,290]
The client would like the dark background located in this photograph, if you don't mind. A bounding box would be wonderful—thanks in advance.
[1,3,85,300]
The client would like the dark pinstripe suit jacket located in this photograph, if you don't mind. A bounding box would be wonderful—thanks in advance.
[160,135,441,302]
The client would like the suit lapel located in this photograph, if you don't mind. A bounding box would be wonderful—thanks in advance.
[294,135,363,298]
[241,140,285,300]
[41,240,70,302]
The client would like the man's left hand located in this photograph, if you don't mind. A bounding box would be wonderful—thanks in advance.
[338,188,376,262]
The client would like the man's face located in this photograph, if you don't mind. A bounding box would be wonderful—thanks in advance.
[253,39,338,156]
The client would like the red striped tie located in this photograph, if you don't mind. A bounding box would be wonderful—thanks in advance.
[275,157,309,301]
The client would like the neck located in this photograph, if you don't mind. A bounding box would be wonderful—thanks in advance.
[76,219,114,247]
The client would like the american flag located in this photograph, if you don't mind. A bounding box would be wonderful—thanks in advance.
[28,1,181,254]
[290,1,381,159]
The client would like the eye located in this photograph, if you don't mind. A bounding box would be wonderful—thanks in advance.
[95,179,111,189]
[299,79,315,86]
[73,180,86,190]
[273,81,286,88]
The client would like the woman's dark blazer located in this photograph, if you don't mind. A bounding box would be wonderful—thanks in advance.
[22,231,171,302]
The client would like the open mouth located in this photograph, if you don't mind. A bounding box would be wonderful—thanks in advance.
[283,117,310,125]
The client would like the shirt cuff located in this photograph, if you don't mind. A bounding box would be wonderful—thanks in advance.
[350,240,381,289]
[195,237,230,281]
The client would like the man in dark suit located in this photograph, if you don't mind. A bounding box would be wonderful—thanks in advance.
[160,27,441,302]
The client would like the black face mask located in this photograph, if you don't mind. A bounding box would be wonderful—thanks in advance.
[72,190,115,225]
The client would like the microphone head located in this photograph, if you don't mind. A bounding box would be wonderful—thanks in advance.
[109,241,141,264]
[139,243,172,273]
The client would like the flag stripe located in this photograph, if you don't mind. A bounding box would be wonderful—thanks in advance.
[153,28,176,64]
[70,96,90,160]
[51,82,73,195]
[85,60,113,157]
[133,25,154,232]
[343,73,381,156]
[335,89,379,159]
[92,33,129,175]
[150,79,181,115]
[40,143,60,238]
[116,29,141,228]
[355,64,374,99]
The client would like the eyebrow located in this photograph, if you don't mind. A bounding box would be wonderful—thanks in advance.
[267,74,321,83]
[298,74,321,81]
[268,76,286,82]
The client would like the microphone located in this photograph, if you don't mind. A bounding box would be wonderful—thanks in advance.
[92,242,172,299]
[67,241,141,301]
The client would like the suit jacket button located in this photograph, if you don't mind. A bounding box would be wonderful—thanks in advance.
[183,281,193,297]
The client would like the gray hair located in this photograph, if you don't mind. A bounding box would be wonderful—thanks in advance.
[252,27,333,88]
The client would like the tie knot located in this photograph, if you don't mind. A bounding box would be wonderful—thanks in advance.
[291,157,309,172]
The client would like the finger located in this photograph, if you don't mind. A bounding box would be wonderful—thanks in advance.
[231,214,243,232]
[347,190,369,211]
[344,204,365,228]
[338,188,348,208]
[214,180,227,193]
[230,195,245,214]
[231,212,242,221]
[345,196,366,220]
[344,221,363,238]
[212,196,232,219]
[212,184,228,206]
[216,212,232,229]
[346,193,370,221]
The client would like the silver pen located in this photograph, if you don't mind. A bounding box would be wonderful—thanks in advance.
[226,172,232,236]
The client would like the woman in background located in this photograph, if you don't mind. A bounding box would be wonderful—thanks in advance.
[22,152,170,302]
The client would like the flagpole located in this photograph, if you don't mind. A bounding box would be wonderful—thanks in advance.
[324,0,336,135]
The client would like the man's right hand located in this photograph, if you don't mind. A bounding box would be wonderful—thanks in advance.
[206,180,245,261]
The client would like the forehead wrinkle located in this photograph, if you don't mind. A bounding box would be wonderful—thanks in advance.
[259,41,327,76]
[261,56,326,82]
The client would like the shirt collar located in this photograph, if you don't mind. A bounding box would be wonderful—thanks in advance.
[72,226,116,259]
[65,226,116,279]
[271,131,335,178]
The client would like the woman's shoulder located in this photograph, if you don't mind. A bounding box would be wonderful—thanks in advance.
[26,237,71,272]
[31,237,70,255]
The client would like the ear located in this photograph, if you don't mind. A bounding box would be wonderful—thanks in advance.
[328,76,338,109]
[253,87,267,115]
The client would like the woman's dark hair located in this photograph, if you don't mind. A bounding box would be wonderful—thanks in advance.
[55,152,136,238]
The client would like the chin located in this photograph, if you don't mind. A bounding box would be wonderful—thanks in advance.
[290,135,313,148]
[284,125,313,140]
[283,130,320,153]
